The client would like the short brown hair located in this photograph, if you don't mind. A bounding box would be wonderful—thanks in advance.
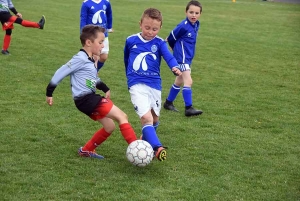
[80,25,105,46]
[141,8,163,26]
[186,0,202,13]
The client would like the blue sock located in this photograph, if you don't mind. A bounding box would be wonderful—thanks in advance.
[97,61,105,72]
[153,121,160,131]
[166,84,180,102]
[142,124,162,149]
[182,86,192,107]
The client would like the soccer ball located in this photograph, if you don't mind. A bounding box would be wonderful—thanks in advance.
[126,140,154,167]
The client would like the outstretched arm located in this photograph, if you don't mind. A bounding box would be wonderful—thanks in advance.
[45,60,77,105]
[161,41,181,76]
[80,3,88,32]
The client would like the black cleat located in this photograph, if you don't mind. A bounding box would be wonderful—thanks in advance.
[185,107,203,117]
[163,101,179,112]
[1,50,10,55]
[38,15,46,29]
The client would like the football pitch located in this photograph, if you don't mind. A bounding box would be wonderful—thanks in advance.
[0,0,299,200]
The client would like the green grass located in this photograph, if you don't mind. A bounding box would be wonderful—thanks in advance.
[1,0,299,200]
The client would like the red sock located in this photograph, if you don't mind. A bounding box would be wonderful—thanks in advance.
[21,20,39,28]
[119,123,137,144]
[2,35,11,50]
[82,128,111,151]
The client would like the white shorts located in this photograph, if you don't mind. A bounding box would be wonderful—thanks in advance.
[179,64,191,71]
[101,37,109,54]
[129,84,161,118]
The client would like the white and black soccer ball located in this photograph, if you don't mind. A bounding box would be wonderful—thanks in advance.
[126,140,154,167]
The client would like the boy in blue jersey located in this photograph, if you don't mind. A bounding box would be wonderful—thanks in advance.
[124,8,182,161]
[0,0,45,55]
[163,0,203,117]
[46,25,137,159]
[80,0,113,72]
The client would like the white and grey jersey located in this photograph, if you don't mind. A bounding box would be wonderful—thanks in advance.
[46,50,103,99]
[0,0,14,12]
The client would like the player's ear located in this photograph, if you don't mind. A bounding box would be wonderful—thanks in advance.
[86,39,92,47]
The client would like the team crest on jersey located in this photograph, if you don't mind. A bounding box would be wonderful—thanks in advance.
[151,45,158,53]
[188,33,192,37]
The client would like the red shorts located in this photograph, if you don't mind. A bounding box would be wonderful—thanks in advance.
[89,98,113,121]
[1,15,16,30]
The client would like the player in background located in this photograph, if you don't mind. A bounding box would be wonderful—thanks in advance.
[46,25,137,159]
[163,0,203,117]
[0,0,45,55]
[124,8,182,161]
[80,0,113,72]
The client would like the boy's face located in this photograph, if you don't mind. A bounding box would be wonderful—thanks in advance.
[186,5,201,24]
[139,17,161,40]
[87,32,105,56]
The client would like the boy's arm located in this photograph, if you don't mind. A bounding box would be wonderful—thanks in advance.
[96,80,110,99]
[123,40,130,72]
[167,25,185,49]
[7,1,19,16]
[106,2,113,30]
[46,59,79,103]
[80,2,88,32]
[160,42,181,76]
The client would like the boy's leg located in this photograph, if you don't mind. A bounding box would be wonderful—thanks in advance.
[164,74,183,112]
[181,70,203,117]
[102,100,137,144]
[78,99,115,159]
[153,121,159,131]
[11,15,46,29]
[79,127,109,159]
[82,127,111,151]
[2,29,11,54]
[142,124,166,161]
[119,123,137,144]
[164,84,180,112]
[129,84,167,161]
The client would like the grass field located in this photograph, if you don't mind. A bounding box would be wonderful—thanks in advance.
[0,0,299,200]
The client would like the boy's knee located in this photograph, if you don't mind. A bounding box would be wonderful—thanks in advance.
[140,115,153,125]
[104,122,116,133]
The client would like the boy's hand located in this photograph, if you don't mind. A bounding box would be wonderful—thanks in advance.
[172,67,182,76]
[104,90,111,99]
[93,55,100,63]
[16,13,22,18]
[46,96,53,106]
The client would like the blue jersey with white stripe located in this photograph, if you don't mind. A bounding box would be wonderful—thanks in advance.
[124,33,179,91]
[80,0,113,37]
[167,18,200,65]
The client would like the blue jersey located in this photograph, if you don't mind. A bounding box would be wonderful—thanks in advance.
[80,0,113,37]
[167,18,200,65]
[124,33,179,91]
